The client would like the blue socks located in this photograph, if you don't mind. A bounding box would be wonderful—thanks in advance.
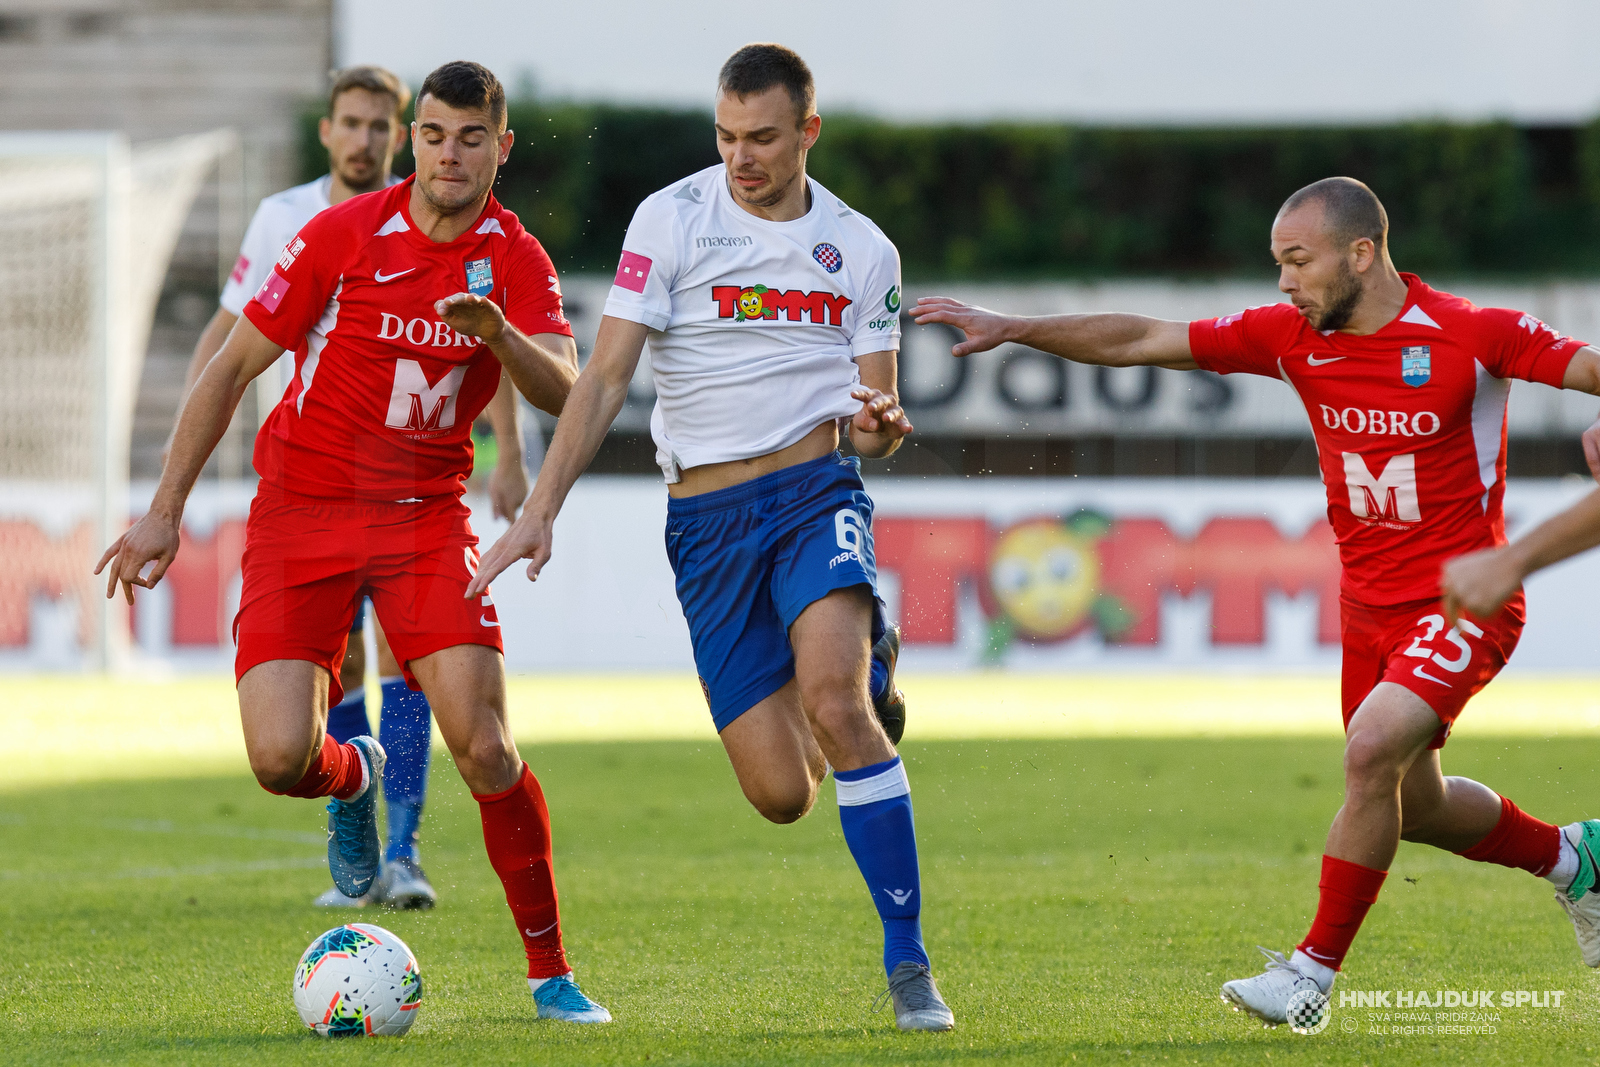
[325,692,370,745]
[835,756,930,975]
[377,676,432,863]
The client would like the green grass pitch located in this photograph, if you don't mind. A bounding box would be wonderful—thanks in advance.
[3,695,1599,1063]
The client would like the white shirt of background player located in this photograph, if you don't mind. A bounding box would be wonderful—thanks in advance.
[219,174,400,400]
[168,84,409,459]
[604,162,903,481]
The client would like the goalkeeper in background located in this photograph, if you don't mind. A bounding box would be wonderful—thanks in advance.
[166,65,530,910]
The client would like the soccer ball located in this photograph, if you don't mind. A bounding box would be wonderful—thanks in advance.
[292,923,422,1037]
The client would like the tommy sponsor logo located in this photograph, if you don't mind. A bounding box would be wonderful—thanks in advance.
[695,235,753,248]
[385,359,466,436]
[830,508,867,569]
[276,236,305,271]
[1320,405,1441,437]
[713,285,852,324]
[379,313,480,348]
[1343,452,1420,525]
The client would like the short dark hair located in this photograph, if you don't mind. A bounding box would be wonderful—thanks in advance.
[417,60,506,131]
[1280,176,1389,251]
[717,43,815,125]
[328,65,410,123]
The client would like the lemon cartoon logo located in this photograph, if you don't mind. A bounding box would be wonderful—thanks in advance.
[978,510,1132,661]
[735,284,773,322]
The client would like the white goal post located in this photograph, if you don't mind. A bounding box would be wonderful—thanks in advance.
[0,130,235,670]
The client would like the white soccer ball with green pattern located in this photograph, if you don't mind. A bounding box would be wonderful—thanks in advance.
[292,923,422,1037]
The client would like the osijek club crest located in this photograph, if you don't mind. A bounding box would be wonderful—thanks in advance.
[1400,346,1431,387]
[465,256,494,299]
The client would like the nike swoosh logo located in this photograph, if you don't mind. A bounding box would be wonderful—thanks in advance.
[1412,665,1452,688]
[1303,948,1335,960]
[374,267,415,283]
[480,615,500,627]
[524,922,558,938]
[1306,354,1346,366]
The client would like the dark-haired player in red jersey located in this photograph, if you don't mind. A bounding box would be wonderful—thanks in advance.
[913,176,1600,1026]
[96,61,611,1024]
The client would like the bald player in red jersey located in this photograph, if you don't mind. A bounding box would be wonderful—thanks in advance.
[913,177,1600,1026]
[97,61,611,1023]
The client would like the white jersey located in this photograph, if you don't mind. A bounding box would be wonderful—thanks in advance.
[220,174,399,398]
[603,164,902,481]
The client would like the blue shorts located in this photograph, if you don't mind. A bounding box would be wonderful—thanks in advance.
[665,452,883,732]
[349,597,367,634]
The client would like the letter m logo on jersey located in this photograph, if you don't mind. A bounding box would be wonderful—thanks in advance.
[1342,452,1420,523]
[385,359,467,433]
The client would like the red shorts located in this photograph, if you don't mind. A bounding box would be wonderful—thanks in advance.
[1340,592,1525,749]
[233,491,502,704]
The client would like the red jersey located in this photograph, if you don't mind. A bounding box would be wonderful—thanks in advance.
[242,176,572,501]
[1190,274,1584,605]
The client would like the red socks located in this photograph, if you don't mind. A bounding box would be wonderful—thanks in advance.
[263,734,366,800]
[475,763,569,979]
[1297,854,1388,971]
[1457,795,1560,876]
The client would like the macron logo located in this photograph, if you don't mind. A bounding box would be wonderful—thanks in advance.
[884,889,913,906]
[614,250,652,293]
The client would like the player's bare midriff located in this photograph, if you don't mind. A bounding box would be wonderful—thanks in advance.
[668,420,839,498]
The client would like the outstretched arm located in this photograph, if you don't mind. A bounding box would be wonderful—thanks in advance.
[911,296,1198,370]
[484,372,530,521]
[464,315,649,597]
[1559,346,1600,480]
[848,349,912,459]
[1442,487,1600,626]
[95,315,285,602]
[435,292,579,417]
[162,307,239,468]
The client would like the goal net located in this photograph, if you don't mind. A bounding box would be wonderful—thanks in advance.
[0,130,234,670]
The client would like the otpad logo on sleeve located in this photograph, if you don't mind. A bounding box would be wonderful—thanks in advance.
[465,257,494,299]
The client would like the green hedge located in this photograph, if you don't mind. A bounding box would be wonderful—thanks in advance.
[302,104,1600,278]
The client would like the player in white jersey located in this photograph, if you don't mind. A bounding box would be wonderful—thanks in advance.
[469,45,953,1032]
[167,66,527,910]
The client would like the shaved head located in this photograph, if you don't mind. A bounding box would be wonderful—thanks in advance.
[1279,177,1389,252]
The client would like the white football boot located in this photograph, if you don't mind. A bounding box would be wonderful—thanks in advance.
[1220,947,1326,1027]
[1554,820,1600,966]
[312,884,370,907]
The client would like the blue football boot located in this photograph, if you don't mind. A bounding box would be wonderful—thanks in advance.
[531,973,612,1023]
[325,735,386,899]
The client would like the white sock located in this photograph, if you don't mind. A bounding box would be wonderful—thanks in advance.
[1289,949,1336,993]
[1546,824,1582,892]
[528,972,572,993]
